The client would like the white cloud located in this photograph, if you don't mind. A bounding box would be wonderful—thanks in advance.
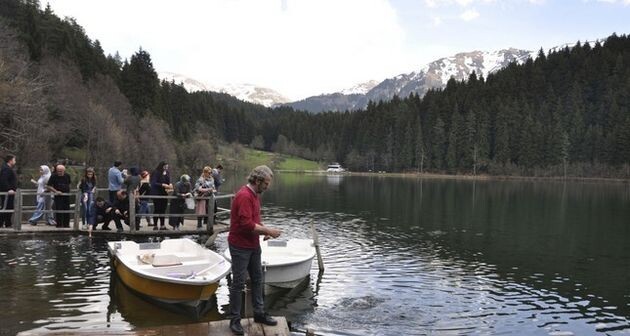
[595,0,630,4]
[432,16,443,26]
[45,0,409,100]
[424,0,495,7]
[460,9,480,21]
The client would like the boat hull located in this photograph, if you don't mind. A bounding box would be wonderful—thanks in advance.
[263,257,315,288]
[225,238,316,288]
[112,257,219,306]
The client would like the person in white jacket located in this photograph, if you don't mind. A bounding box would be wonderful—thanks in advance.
[28,165,56,226]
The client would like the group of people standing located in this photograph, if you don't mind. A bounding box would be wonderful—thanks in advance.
[85,160,225,233]
[0,154,225,232]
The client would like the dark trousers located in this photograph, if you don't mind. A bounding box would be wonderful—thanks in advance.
[229,245,264,320]
[95,214,113,229]
[0,194,14,227]
[108,190,118,204]
[54,196,70,228]
[153,198,168,227]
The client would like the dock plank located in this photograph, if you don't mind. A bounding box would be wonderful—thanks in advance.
[17,317,290,336]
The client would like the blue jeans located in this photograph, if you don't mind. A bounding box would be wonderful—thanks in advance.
[28,196,55,224]
[138,200,151,224]
[81,192,94,225]
[229,244,264,320]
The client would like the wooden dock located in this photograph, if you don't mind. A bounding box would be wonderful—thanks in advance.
[16,316,291,336]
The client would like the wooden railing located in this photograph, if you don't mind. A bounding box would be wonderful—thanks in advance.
[0,189,233,233]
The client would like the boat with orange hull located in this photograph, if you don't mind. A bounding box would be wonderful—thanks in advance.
[108,238,231,308]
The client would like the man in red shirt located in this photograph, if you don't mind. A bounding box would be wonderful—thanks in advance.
[228,165,282,335]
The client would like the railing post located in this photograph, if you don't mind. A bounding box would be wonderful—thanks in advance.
[129,191,136,233]
[74,190,81,230]
[14,189,22,231]
[207,194,215,233]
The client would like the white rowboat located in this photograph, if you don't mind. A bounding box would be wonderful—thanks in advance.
[224,238,316,288]
[108,238,231,308]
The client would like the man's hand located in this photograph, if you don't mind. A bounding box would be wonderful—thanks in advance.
[266,227,282,239]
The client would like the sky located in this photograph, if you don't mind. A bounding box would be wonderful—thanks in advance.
[43,0,630,101]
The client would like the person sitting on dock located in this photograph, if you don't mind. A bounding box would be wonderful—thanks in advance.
[111,190,139,232]
[92,197,113,231]
[228,165,282,335]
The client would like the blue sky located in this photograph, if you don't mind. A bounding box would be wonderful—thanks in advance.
[44,0,630,100]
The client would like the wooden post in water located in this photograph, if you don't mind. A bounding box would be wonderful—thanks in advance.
[14,189,22,231]
[129,191,136,233]
[310,221,324,274]
[73,190,81,230]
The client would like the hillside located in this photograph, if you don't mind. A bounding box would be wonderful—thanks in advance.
[268,35,630,178]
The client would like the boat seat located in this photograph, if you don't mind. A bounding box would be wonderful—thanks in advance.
[151,254,183,267]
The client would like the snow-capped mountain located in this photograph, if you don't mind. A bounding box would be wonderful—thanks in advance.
[285,48,536,113]
[158,72,290,107]
[340,80,380,95]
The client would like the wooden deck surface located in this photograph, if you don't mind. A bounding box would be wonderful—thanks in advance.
[16,316,291,336]
[0,218,230,237]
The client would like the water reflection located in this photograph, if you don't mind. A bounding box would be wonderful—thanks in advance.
[109,273,222,327]
[1,174,629,335]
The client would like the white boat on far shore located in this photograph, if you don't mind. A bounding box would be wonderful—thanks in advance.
[326,162,346,173]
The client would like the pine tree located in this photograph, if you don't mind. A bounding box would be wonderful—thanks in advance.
[120,48,160,117]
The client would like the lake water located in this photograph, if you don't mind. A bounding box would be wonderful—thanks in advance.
[1,173,629,335]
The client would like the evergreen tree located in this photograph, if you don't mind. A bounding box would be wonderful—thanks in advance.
[120,48,160,117]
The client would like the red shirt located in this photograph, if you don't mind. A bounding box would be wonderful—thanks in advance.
[228,185,261,249]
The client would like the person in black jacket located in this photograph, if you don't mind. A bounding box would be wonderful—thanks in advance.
[0,154,17,228]
[47,164,72,228]
[111,190,140,232]
[92,197,113,230]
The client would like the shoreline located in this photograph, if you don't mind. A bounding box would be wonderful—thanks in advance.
[275,170,630,183]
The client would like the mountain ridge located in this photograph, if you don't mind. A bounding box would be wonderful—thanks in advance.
[283,48,537,113]
[158,72,290,107]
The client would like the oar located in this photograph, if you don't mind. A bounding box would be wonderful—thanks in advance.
[186,259,227,279]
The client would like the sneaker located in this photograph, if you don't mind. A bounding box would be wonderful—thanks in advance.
[102,226,111,231]
[116,228,123,233]
[29,221,37,226]
[159,226,168,230]
[153,226,159,231]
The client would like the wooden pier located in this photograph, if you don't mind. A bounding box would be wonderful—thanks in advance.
[0,188,233,246]
[16,316,291,336]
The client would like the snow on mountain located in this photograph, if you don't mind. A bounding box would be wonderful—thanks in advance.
[340,80,380,95]
[158,72,290,107]
[284,48,536,113]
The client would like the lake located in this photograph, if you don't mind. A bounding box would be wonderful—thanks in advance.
[1,173,629,335]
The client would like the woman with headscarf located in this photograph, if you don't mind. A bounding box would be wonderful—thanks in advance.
[28,165,55,225]
[169,174,192,230]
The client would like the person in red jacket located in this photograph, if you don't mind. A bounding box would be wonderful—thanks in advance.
[228,165,282,335]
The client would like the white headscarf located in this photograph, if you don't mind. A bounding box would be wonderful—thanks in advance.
[38,165,51,185]
[36,165,52,201]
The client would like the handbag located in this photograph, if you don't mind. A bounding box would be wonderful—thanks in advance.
[185,197,195,210]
